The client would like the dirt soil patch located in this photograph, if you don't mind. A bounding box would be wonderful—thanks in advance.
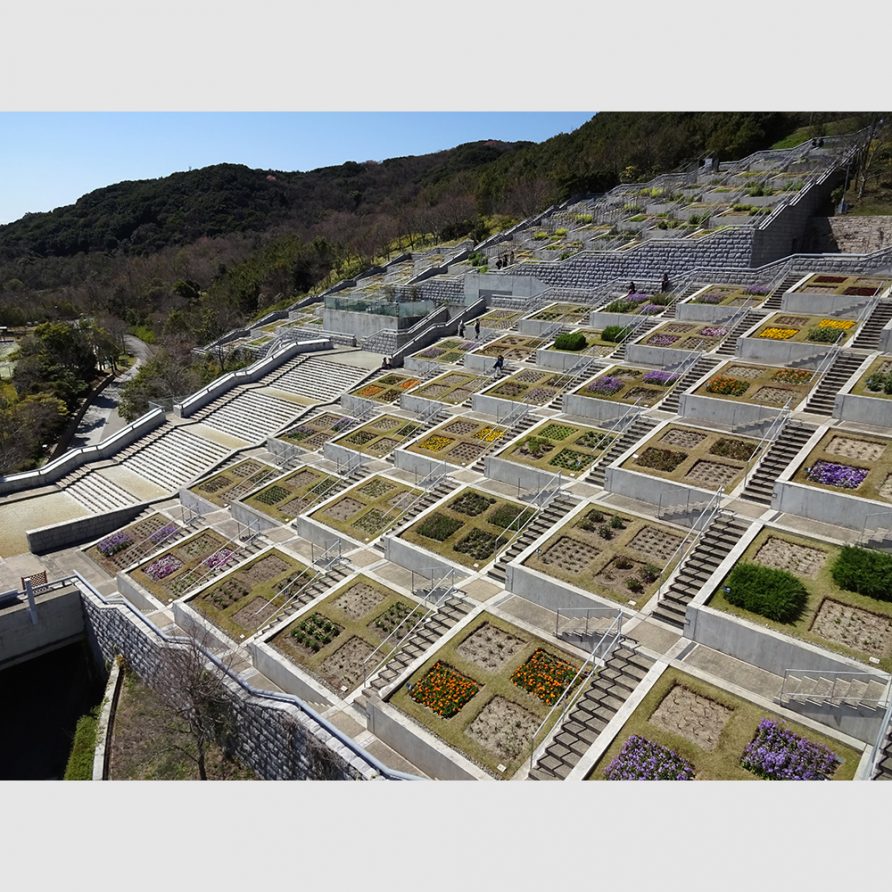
[810,599,892,657]
[465,696,539,762]
[753,537,827,578]
[333,582,386,618]
[321,636,376,689]
[456,622,527,671]
[648,684,733,752]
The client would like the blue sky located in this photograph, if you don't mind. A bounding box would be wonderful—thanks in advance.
[0,112,594,225]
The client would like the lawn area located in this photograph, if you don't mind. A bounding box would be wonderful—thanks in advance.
[389,611,583,778]
[587,667,861,780]
[709,527,892,672]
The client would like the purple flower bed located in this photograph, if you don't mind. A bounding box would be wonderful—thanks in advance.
[698,293,723,304]
[700,327,728,338]
[144,554,183,581]
[740,719,840,780]
[97,531,133,557]
[604,735,695,780]
[204,548,234,570]
[804,460,868,489]
[647,334,680,347]
[149,523,178,545]
[586,375,624,395]
[747,284,770,295]
[628,292,650,303]
[643,370,678,385]
[641,304,664,315]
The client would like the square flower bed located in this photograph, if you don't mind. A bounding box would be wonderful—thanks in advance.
[545,327,621,358]
[129,528,232,603]
[410,337,477,365]
[481,369,568,406]
[189,548,313,641]
[694,362,814,408]
[475,309,523,330]
[599,291,670,316]
[405,417,508,467]
[851,356,892,400]
[280,411,354,450]
[243,465,340,522]
[793,273,891,298]
[523,508,682,606]
[710,527,892,671]
[793,430,892,503]
[190,459,278,507]
[750,313,859,345]
[389,612,582,777]
[472,334,545,363]
[621,424,759,491]
[309,474,422,543]
[410,370,489,405]
[530,302,590,324]
[331,415,424,458]
[400,487,536,569]
[496,419,614,478]
[268,574,416,693]
[587,667,859,780]
[347,372,420,405]
[690,283,768,307]
[575,365,677,407]
[641,321,729,350]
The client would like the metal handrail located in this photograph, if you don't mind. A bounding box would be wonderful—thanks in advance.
[741,401,791,489]
[869,686,892,778]
[780,668,891,707]
[554,605,623,640]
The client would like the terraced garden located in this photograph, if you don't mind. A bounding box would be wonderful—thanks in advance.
[268,574,417,694]
[476,309,523,330]
[689,283,769,307]
[483,368,571,406]
[529,302,591,325]
[694,362,815,407]
[545,327,620,357]
[280,412,354,450]
[850,356,892,399]
[410,337,477,364]
[749,313,859,346]
[332,415,425,458]
[389,612,583,777]
[85,513,184,575]
[190,459,278,507]
[410,370,489,405]
[497,420,615,477]
[472,334,543,362]
[574,365,677,407]
[243,466,341,522]
[587,667,860,780]
[639,321,730,351]
[598,291,671,316]
[400,487,536,569]
[792,273,892,298]
[348,372,421,404]
[406,417,507,467]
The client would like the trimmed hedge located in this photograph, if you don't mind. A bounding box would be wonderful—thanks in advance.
[553,331,587,351]
[602,325,631,343]
[830,546,892,602]
[64,708,100,780]
[723,562,808,623]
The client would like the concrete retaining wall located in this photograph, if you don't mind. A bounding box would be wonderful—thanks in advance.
[26,502,151,555]
[562,392,640,425]
[833,391,892,427]
[604,465,713,511]
[781,291,872,316]
[676,299,743,323]
[0,585,85,671]
[626,343,699,369]
[382,534,471,582]
[773,479,892,531]
[229,499,281,534]
[737,335,838,368]
[484,455,558,492]
[248,639,335,707]
[678,392,783,434]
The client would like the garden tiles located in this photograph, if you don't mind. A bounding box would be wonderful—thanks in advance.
[749,312,859,346]
[693,362,815,408]
[621,424,759,491]
[243,465,341,523]
[188,547,314,640]
[389,612,582,778]
[85,513,184,575]
[309,474,422,543]
[410,370,489,405]
[792,273,891,298]
[476,309,523,330]
[587,667,860,780]
[400,486,536,570]
[331,415,425,458]
[410,338,477,365]
[481,369,570,406]
[597,291,671,316]
[348,372,421,405]
[710,526,892,671]
[574,365,678,407]
[190,459,278,507]
[792,429,892,503]
[129,528,232,603]
[472,334,543,362]
[689,283,769,307]
[268,574,417,694]
[529,302,590,325]
[523,508,681,606]
[640,321,730,351]
[496,419,614,478]
[281,412,354,450]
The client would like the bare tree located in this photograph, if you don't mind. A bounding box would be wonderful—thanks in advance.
[284,714,347,780]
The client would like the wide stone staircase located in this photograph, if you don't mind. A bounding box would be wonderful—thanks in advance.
[487,494,578,583]
[649,510,751,628]
[802,350,866,415]
[364,594,474,693]
[529,641,655,780]
[762,271,804,310]
[850,300,892,350]
[267,356,373,401]
[585,415,661,487]
[62,469,140,513]
[658,355,722,413]
[122,428,231,491]
[194,389,307,442]
[715,310,766,356]
[740,420,817,505]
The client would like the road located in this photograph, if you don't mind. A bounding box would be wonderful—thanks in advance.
[70,335,155,449]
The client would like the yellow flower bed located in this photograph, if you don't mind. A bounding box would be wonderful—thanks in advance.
[419,435,453,452]
[817,319,855,330]
[758,327,798,340]
[476,427,503,443]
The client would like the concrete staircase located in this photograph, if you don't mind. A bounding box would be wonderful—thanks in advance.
[196,389,307,441]
[547,362,609,410]
[122,428,231,491]
[487,494,578,583]
[781,672,888,707]
[649,510,751,628]
[529,641,655,780]
[267,356,373,401]
[763,271,803,310]
[63,470,139,513]
[610,319,659,360]
[658,355,722,413]
[385,477,460,540]
[365,594,474,693]
[850,301,892,350]
[802,351,865,415]
[715,310,766,356]
[873,717,892,780]
[740,420,817,505]
[585,415,661,487]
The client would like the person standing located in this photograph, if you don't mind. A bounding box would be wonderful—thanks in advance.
[493,354,505,374]
[458,320,466,338]
[474,319,481,339]
[661,271,671,292]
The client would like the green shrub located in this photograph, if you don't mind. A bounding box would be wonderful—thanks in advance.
[723,562,808,622]
[489,504,535,530]
[806,326,842,344]
[553,331,587,351]
[830,546,892,601]
[602,325,631,343]
[64,707,100,780]
[417,512,462,541]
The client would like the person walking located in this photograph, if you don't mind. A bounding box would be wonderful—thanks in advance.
[661,271,671,292]
[493,354,505,375]
[474,319,481,339]
[458,320,466,338]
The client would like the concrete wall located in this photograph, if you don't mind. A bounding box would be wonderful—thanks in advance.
[605,465,713,512]
[834,392,892,427]
[0,408,166,495]
[382,534,471,582]
[248,639,335,707]
[676,299,744,324]
[26,502,151,555]
[781,291,872,316]
[484,455,558,492]
[0,585,85,671]
[229,498,282,534]
[737,335,837,368]
[678,392,784,435]
[626,343,699,369]
[773,479,892,531]
[562,392,640,425]
[462,273,546,302]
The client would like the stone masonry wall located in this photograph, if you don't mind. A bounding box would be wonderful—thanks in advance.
[80,589,382,781]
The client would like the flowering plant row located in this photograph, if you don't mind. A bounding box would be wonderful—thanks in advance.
[705,375,749,397]
[699,327,728,338]
[604,735,695,780]
[511,648,577,706]
[409,661,480,718]
[586,375,624,395]
[772,368,812,385]
[144,554,183,581]
[758,327,798,340]
[805,460,868,489]
[740,719,840,780]
[642,370,677,386]
[647,334,680,347]
[97,531,133,557]
[204,548,235,570]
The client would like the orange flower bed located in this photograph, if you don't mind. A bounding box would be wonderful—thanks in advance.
[511,648,577,706]
[409,661,480,717]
